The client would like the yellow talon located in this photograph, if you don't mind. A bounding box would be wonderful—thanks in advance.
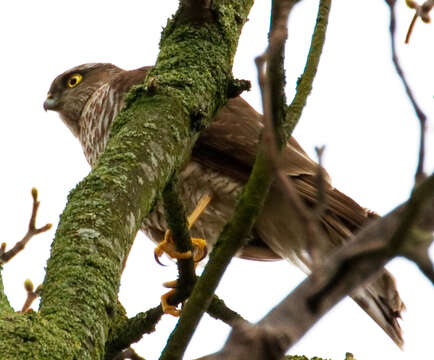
[163,280,178,288]
[161,289,181,317]
[154,229,192,263]
[190,237,207,263]
[155,192,212,315]
[154,192,212,263]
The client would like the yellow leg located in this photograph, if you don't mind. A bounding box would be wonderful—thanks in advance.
[154,192,212,263]
[187,192,212,229]
[185,192,212,262]
[155,192,212,316]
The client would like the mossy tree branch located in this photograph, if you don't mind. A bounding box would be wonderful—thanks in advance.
[105,305,164,360]
[0,266,13,314]
[206,295,246,326]
[159,1,312,359]
[286,0,331,134]
[160,175,249,323]
[160,149,274,360]
[161,175,197,310]
[0,2,253,359]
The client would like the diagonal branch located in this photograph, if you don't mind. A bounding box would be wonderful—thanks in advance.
[202,172,434,360]
[286,0,331,135]
[258,0,332,265]
[385,0,428,182]
[206,295,246,326]
[105,305,164,360]
[263,0,301,150]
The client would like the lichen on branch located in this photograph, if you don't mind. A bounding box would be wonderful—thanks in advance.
[0,1,254,359]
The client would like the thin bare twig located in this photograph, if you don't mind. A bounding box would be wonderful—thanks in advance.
[21,279,42,312]
[405,0,434,43]
[385,0,428,183]
[256,54,279,165]
[263,0,332,266]
[0,188,51,264]
[257,0,332,267]
[405,12,419,43]
[264,0,301,148]
[207,295,247,326]
[258,36,328,265]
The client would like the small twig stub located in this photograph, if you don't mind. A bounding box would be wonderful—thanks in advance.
[0,188,51,265]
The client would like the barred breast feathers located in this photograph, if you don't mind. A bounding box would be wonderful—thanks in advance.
[79,83,121,167]
[78,67,150,167]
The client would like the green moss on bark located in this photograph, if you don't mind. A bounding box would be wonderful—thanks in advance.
[0,266,13,314]
[0,312,85,359]
[0,1,254,359]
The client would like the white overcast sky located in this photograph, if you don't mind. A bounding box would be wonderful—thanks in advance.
[0,1,433,359]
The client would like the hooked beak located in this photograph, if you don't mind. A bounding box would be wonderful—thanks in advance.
[43,93,59,111]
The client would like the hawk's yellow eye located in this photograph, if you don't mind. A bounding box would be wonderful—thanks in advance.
[67,74,82,88]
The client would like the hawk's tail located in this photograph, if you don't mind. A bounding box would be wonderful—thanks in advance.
[351,270,405,348]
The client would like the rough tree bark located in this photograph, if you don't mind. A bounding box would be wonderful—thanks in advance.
[1,1,432,360]
[0,1,254,359]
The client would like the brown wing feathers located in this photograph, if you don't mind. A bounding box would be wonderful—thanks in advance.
[45,64,405,346]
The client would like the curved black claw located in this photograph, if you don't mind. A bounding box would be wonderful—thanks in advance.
[154,251,168,267]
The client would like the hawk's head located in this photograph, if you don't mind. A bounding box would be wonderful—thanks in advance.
[43,63,121,137]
